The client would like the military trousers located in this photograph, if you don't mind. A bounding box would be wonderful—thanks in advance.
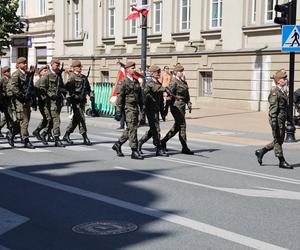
[265,121,285,157]
[161,103,189,149]
[41,99,61,137]
[139,109,161,148]
[65,101,87,134]
[14,99,31,139]
[36,100,52,132]
[119,110,139,150]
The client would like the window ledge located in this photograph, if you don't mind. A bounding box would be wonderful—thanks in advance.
[171,32,190,41]
[242,24,281,35]
[201,29,221,39]
[102,37,115,45]
[123,36,137,43]
[63,39,84,46]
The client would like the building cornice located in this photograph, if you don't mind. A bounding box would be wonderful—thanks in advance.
[242,24,281,35]
[27,14,55,23]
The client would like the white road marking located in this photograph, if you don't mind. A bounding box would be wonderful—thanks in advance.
[16,148,51,153]
[0,207,29,235]
[115,166,300,201]
[157,157,300,185]
[0,166,288,250]
[65,146,96,152]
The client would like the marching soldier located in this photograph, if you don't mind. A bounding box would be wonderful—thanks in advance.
[255,69,292,169]
[32,65,52,144]
[9,57,35,148]
[39,59,65,147]
[160,64,194,154]
[138,65,168,157]
[112,61,144,160]
[63,60,92,145]
[0,66,16,142]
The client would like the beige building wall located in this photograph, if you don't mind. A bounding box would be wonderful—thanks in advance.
[53,0,300,111]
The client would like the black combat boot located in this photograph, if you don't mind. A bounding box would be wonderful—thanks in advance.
[40,132,48,145]
[0,130,4,138]
[160,140,168,152]
[137,140,143,154]
[255,148,268,165]
[63,132,73,144]
[112,142,124,157]
[278,156,293,169]
[131,150,144,160]
[47,132,55,142]
[24,138,35,149]
[32,129,42,141]
[82,133,92,145]
[156,147,168,157]
[182,147,194,155]
[7,131,14,147]
[54,137,65,147]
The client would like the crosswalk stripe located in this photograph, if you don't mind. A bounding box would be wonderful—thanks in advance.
[0,207,29,236]
[65,145,96,152]
[16,148,51,153]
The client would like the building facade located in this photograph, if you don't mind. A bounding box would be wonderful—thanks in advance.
[5,0,55,72]
[39,1,300,110]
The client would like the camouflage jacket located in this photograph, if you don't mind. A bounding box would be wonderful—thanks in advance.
[10,69,28,99]
[268,86,288,123]
[143,78,165,112]
[65,72,91,102]
[0,76,10,97]
[169,77,190,110]
[39,69,65,100]
[115,76,143,113]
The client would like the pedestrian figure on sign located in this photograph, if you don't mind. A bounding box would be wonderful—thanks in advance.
[291,29,300,47]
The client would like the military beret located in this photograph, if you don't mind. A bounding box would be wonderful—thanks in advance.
[1,66,10,74]
[38,65,48,73]
[16,57,27,64]
[174,64,184,72]
[271,69,287,82]
[149,65,161,73]
[50,58,60,65]
[71,60,82,67]
[125,61,136,68]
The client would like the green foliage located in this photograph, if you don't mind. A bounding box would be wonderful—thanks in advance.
[0,0,23,55]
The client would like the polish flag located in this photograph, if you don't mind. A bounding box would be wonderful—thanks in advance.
[109,63,126,105]
[126,4,151,20]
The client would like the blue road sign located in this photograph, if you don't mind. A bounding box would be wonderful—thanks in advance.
[282,25,300,52]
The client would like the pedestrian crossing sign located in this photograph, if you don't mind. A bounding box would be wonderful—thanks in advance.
[282,25,300,52]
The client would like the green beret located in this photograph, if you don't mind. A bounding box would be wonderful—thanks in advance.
[71,60,82,67]
[16,57,27,64]
[125,61,136,68]
[50,58,60,65]
[1,66,10,74]
[149,65,161,73]
[174,64,184,72]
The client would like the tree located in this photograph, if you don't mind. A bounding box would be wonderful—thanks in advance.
[0,0,23,56]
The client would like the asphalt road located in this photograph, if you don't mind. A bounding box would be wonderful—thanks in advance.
[0,114,300,250]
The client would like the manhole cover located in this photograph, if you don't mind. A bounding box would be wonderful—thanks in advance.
[72,221,138,235]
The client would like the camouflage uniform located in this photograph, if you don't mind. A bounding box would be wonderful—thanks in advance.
[255,69,292,169]
[63,71,92,145]
[138,73,167,156]
[161,74,193,154]
[39,67,65,146]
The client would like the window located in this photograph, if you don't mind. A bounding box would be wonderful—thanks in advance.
[36,47,47,67]
[73,0,81,39]
[108,0,115,36]
[17,47,28,59]
[251,0,257,23]
[18,0,26,17]
[129,0,137,35]
[180,0,191,31]
[101,71,109,82]
[265,0,275,22]
[200,72,213,97]
[39,0,45,16]
[153,1,162,33]
[211,0,222,28]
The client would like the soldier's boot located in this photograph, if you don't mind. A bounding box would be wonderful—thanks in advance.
[82,133,92,145]
[7,131,15,147]
[131,150,144,160]
[32,129,42,141]
[54,137,65,147]
[255,147,268,166]
[278,156,293,169]
[112,142,124,157]
[24,138,35,149]
[160,139,168,152]
[181,147,194,155]
[137,140,144,154]
[47,132,55,142]
[0,130,4,138]
[62,132,73,144]
[156,147,168,157]
[40,132,49,145]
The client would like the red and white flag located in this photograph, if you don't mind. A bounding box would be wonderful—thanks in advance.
[109,63,126,105]
[126,4,151,20]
